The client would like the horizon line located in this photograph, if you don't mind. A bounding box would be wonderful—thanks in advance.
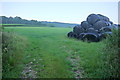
[0,15,80,24]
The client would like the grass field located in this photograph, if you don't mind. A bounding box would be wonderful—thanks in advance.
[0,24,25,25]
[3,27,112,78]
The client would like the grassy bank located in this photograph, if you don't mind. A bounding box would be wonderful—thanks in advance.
[2,30,27,78]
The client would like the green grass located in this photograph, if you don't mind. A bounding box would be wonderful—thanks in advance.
[1,24,26,27]
[0,24,25,25]
[3,27,115,78]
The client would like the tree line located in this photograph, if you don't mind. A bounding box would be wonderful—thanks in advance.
[0,16,78,27]
[0,16,46,26]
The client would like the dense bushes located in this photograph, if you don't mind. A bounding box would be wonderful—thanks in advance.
[103,28,119,78]
[2,30,27,78]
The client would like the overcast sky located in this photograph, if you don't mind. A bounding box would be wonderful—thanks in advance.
[1,2,118,24]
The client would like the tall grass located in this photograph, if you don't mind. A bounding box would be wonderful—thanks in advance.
[2,30,27,78]
[102,29,119,78]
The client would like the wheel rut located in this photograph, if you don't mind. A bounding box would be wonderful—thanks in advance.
[63,46,84,79]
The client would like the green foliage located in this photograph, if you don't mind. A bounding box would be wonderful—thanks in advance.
[105,29,118,48]
[102,29,119,78]
[1,16,46,26]
[2,31,27,78]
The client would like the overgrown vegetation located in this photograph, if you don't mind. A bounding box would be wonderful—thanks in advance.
[2,30,27,78]
[102,29,119,78]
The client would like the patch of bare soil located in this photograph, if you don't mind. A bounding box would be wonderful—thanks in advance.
[21,58,44,78]
[21,61,37,78]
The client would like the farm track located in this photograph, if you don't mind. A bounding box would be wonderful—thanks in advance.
[3,27,105,78]
[69,54,83,79]
[21,46,45,78]
[21,46,83,78]
[20,37,84,78]
[64,46,84,79]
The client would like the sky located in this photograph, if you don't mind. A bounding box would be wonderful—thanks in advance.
[0,2,118,24]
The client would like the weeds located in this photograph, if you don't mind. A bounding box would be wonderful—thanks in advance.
[102,29,119,78]
[2,30,27,78]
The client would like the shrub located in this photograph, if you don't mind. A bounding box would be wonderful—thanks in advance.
[102,28,119,78]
